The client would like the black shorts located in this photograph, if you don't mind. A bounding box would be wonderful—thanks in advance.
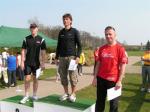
[24,65,39,76]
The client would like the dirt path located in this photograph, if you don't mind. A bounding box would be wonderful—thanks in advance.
[0,56,141,99]
[126,56,141,74]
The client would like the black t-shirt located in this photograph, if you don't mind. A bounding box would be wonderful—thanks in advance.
[22,35,46,66]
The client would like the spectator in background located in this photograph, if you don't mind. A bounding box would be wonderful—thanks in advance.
[141,48,150,92]
[77,52,85,76]
[7,51,17,87]
[16,52,24,80]
[2,48,9,67]
[1,49,9,85]
[0,55,2,79]
[0,54,8,88]
[0,54,4,87]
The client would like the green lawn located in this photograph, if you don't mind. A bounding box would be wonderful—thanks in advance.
[133,61,142,66]
[0,68,56,90]
[127,51,143,56]
[38,68,56,80]
[76,73,150,112]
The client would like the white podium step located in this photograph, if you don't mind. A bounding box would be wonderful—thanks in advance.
[34,94,95,112]
[0,95,33,112]
[0,95,95,112]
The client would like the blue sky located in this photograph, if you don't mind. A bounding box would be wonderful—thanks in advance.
[0,0,150,45]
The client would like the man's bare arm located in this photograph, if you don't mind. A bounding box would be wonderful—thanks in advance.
[115,63,126,89]
[40,50,46,69]
[21,49,25,70]
[92,62,100,86]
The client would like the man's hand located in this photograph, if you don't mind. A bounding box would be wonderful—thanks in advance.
[40,63,45,70]
[76,57,80,64]
[92,77,97,87]
[21,62,24,70]
[115,80,122,90]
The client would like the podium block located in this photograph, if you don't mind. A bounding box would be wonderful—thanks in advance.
[34,94,95,112]
[0,95,95,112]
[0,95,34,112]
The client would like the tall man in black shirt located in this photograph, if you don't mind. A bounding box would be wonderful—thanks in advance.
[20,23,46,104]
[56,13,82,102]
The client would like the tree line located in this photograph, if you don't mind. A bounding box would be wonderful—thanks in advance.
[39,25,106,49]
[28,18,105,50]
[28,18,150,51]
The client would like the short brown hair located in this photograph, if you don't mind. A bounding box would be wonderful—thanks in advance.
[30,23,38,29]
[62,13,72,21]
[105,26,115,31]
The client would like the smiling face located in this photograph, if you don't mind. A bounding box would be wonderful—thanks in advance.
[105,29,116,45]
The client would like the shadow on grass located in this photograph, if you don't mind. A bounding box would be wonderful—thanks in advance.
[123,82,141,87]
[144,99,150,103]
[122,86,146,112]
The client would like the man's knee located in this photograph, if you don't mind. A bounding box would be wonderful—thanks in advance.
[25,75,31,82]
[69,72,78,86]
[32,75,38,83]
[61,77,68,86]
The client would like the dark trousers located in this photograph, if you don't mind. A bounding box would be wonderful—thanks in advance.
[7,70,17,86]
[0,75,7,87]
[77,64,82,74]
[95,77,119,112]
[17,66,24,80]
[142,65,150,86]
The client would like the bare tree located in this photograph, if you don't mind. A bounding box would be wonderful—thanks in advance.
[28,17,41,26]
[28,18,106,49]
[48,26,62,40]
[80,31,105,49]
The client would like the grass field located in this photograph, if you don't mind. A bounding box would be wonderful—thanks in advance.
[76,73,150,112]
[38,68,56,80]
[0,68,56,90]
[127,51,143,56]
[133,61,141,66]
